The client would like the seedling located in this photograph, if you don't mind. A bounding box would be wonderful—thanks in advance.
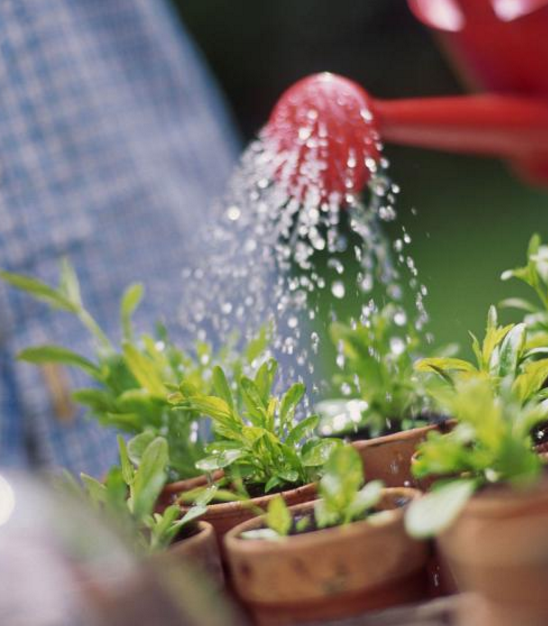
[73,436,206,552]
[317,305,436,437]
[500,233,548,347]
[242,446,384,540]
[415,305,548,405]
[405,379,547,539]
[1,261,269,480]
[168,358,341,495]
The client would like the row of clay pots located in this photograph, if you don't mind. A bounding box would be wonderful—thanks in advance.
[160,424,443,624]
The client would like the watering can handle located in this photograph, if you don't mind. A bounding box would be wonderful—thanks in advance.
[375,94,548,159]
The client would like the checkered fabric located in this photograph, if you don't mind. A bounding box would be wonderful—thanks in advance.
[0,0,239,476]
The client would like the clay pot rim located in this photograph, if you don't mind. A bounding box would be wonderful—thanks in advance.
[352,420,454,451]
[184,481,318,520]
[170,520,214,549]
[225,487,421,554]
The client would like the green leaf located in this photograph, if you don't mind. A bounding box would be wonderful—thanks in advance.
[254,359,278,404]
[498,323,526,378]
[319,446,364,512]
[188,395,233,424]
[301,438,341,467]
[131,437,169,522]
[513,359,548,403]
[414,358,477,374]
[195,449,242,472]
[499,298,538,314]
[117,435,134,485]
[212,366,234,410]
[18,346,101,379]
[285,415,320,447]
[81,473,107,507]
[127,431,157,466]
[266,495,292,537]
[280,383,306,430]
[121,284,144,340]
[347,480,383,521]
[59,258,82,307]
[122,343,166,397]
[405,479,476,539]
[0,270,79,313]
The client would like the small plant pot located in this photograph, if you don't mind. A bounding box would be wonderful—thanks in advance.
[438,479,548,626]
[352,422,453,488]
[160,476,318,545]
[167,521,224,588]
[224,488,428,626]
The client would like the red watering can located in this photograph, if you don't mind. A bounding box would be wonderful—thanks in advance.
[265,0,548,200]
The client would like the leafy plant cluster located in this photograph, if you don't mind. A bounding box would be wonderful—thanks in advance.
[1,261,268,480]
[317,304,439,437]
[168,359,340,495]
[243,445,385,540]
[68,436,206,552]
[500,233,548,346]
[406,379,547,539]
[415,305,548,406]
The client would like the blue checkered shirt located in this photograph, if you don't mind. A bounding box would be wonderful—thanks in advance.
[0,0,239,476]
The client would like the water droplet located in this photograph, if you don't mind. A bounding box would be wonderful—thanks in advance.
[331,281,345,299]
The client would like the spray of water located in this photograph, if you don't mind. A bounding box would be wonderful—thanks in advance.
[178,130,429,406]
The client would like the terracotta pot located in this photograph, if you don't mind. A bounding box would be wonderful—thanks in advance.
[352,422,453,488]
[224,487,429,626]
[438,479,548,626]
[167,521,224,588]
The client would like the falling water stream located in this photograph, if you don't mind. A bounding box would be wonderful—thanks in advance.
[178,127,429,414]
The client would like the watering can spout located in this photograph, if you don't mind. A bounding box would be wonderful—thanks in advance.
[265,74,548,201]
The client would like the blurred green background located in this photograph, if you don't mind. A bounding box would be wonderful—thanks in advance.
[174,0,548,355]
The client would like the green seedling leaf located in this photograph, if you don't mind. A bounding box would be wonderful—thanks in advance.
[347,480,383,522]
[118,435,134,485]
[127,431,157,466]
[414,358,477,374]
[266,495,291,537]
[499,298,538,313]
[121,283,144,340]
[195,449,242,472]
[122,343,166,398]
[280,382,306,430]
[18,346,101,379]
[0,271,79,313]
[285,414,319,447]
[498,323,526,378]
[254,359,278,404]
[301,438,341,467]
[405,479,476,539]
[131,437,169,522]
[513,359,548,403]
[59,258,82,307]
[212,366,234,410]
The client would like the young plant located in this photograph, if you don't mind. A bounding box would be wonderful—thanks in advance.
[405,379,547,539]
[242,445,384,540]
[77,436,206,552]
[317,304,434,437]
[168,358,340,495]
[415,305,548,406]
[1,261,268,480]
[500,233,548,347]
